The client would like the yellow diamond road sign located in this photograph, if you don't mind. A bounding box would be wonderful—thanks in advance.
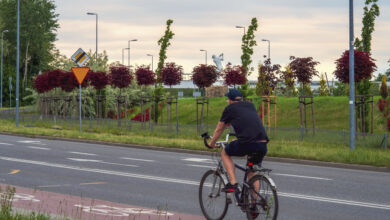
[71,48,90,67]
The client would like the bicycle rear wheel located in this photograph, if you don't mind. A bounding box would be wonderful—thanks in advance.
[243,175,278,220]
[199,170,229,220]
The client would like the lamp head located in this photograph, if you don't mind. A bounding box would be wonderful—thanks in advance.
[3,30,9,33]
[235,26,244,29]
[87,12,96,15]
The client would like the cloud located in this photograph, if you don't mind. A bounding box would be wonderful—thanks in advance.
[54,1,390,80]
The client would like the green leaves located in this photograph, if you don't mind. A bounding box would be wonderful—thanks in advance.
[156,19,175,85]
[240,17,258,76]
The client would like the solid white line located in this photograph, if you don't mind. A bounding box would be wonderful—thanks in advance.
[182,158,215,164]
[0,143,13,146]
[1,156,389,210]
[69,152,97,156]
[187,164,215,169]
[186,165,331,181]
[274,173,332,181]
[67,158,138,168]
[120,157,155,162]
[27,146,50,150]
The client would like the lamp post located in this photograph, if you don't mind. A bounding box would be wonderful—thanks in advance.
[200,49,207,65]
[147,54,154,71]
[122,48,129,65]
[235,25,246,36]
[87,12,98,63]
[1,29,8,108]
[262,39,271,61]
[15,0,20,127]
[349,0,355,150]
[128,39,137,71]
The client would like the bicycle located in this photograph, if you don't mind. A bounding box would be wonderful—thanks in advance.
[199,132,278,220]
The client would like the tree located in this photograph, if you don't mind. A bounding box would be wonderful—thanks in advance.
[354,0,380,52]
[59,71,77,93]
[192,64,219,89]
[334,50,377,84]
[88,71,109,92]
[289,56,319,96]
[155,20,174,92]
[135,65,156,86]
[319,74,329,96]
[109,65,132,91]
[239,17,258,99]
[280,65,297,96]
[255,59,281,96]
[161,62,183,88]
[380,75,388,99]
[0,0,59,97]
[223,63,246,88]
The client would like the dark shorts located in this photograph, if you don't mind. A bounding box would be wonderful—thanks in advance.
[225,140,267,164]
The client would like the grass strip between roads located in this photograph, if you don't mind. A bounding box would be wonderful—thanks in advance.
[0,119,389,168]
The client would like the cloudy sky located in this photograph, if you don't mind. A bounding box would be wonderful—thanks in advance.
[54,0,390,80]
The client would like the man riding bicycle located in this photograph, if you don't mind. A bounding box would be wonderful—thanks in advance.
[208,89,269,193]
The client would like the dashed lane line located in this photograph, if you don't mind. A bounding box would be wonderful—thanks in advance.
[120,157,155,162]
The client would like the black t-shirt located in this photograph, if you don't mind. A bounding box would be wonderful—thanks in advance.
[220,101,269,144]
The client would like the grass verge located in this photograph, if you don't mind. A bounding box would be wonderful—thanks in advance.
[0,119,389,168]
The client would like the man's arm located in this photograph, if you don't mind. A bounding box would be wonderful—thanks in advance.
[209,121,226,147]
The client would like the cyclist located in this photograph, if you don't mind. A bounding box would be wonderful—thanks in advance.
[208,89,269,193]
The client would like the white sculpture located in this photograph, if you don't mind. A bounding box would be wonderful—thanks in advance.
[212,53,224,72]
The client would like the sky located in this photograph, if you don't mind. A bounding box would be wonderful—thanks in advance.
[54,0,390,80]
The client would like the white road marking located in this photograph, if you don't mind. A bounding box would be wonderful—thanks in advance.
[120,157,155,162]
[69,151,97,156]
[182,158,215,164]
[17,140,46,146]
[279,192,390,210]
[27,146,50,150]
[187,164,215,169]
[274,173,332,181]
[1,156,389,210]
[186,164,332,181]
[67,158,138,167]
[0,143,13,146]
[74,204,174,217]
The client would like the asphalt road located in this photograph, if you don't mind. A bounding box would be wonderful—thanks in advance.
[0,134,389,220]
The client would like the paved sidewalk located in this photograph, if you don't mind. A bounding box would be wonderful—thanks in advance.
[0,184,204,220]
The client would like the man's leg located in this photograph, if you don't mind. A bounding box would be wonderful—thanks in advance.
[221,148,237,184]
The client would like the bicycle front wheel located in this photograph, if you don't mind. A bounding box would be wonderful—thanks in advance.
[243,175,278,220]
[199,170,229,220]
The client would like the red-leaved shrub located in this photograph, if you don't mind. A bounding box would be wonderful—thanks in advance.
[161,62,183,87]
[109,65,132,89]
[334,50,377,83]
[88,71,109,90]
[223,63,246,87]
[59,72,78,92]
[192,64,219,89]
[135,65,156,86]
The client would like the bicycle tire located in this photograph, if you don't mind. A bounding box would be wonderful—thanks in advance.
[243,175,278,220]
[199,170,229,220]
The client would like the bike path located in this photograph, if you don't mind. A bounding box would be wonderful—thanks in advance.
[0,183,204,220]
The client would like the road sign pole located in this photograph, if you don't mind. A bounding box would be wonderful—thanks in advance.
[79,84,82,132]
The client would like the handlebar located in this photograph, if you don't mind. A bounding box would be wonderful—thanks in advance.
[201,132,236,149]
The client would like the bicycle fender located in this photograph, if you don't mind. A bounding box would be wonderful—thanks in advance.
[261,174,277,191]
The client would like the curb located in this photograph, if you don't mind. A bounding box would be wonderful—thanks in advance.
[1,131,389,173]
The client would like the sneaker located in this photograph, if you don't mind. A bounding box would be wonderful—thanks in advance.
[222,183,238,193]
[249,206,259,219]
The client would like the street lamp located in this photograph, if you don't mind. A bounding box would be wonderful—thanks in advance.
[147,54,154,71]
[128,39,137,71]
[122,48,129,65]
[235,25,246,35]
[1,29,8,108]
[87,12,98,63]
[262,39,271,61]
[200,49,207,65]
